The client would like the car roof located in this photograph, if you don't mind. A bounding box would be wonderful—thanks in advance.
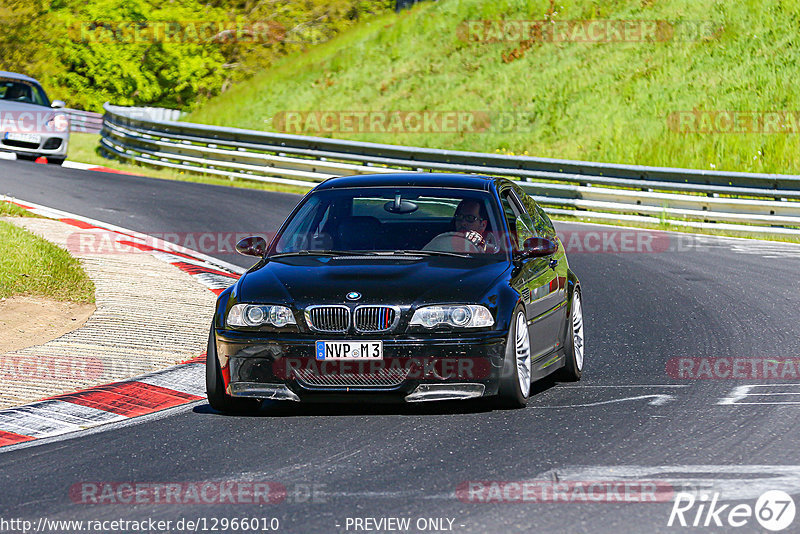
[0,71,41,84]
[314,173,498,191]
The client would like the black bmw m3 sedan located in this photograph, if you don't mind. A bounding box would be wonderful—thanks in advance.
[207,173,583,411]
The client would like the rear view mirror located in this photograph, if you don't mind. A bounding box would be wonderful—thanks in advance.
[384,193,418,214]
[236,236,267,257]
[51,100,66,109]
[515,237,558,261]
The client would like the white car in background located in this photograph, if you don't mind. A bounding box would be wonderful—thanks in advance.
[0,71,69,165]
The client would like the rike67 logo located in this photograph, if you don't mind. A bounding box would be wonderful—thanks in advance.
[668,490,796,531]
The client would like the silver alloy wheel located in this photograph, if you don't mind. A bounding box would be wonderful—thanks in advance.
[572,292,584,371]
[515,312,531,397]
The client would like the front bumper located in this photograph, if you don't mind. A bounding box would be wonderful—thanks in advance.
[215,330,507,402]
[0,132,69,159]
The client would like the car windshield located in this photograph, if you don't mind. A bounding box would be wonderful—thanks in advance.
[272,187,506,257]
[0,79,50,107]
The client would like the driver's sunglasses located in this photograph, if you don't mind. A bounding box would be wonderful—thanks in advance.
[454,214,483,222]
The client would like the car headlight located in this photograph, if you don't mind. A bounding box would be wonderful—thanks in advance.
[227,304,296,328]
[46,113,69,133]
[409,305,494,328]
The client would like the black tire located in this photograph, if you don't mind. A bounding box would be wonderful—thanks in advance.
[46,158,65,166]
[206,327,260,414]
[556,288,584,381]
[16,154,37,161]
[496,305,530,409]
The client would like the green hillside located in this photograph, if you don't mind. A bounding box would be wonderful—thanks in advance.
[186,0,800,174]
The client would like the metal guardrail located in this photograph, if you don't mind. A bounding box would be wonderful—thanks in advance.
[99,103,800,236]
[68,106,182,134]
[110,106,184,122]
[63,108,103,134]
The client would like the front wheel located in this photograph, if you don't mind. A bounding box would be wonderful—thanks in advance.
[557,289,584,381]
[497,307,531,408]
[206,327,260,414]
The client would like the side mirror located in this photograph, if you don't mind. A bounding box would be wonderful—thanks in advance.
[236,236,267,257]
[51,100,66,109]
[514,237,557,261]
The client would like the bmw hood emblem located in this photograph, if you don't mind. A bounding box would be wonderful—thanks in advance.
[346,291,362,301]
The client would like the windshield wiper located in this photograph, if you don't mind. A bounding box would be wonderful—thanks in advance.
[269,250,379,258]
[394,249,472,258]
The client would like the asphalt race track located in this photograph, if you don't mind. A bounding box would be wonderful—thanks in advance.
[2,159,800,533]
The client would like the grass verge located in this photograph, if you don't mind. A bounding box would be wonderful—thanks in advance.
[0,220,95,303]
[0,202,40,218]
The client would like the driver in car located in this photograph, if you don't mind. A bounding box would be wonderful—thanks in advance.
[3,84,31,102]
[424,199,495,253]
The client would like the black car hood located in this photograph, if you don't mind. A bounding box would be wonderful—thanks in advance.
[236,256,510,307]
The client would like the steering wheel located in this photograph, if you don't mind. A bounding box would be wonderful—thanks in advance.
[423,231,481,253]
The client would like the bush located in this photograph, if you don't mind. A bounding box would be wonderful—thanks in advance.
[0,0,392,111]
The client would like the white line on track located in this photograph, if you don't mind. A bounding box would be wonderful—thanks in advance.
[529,394,676,408]
[559,385,690,388]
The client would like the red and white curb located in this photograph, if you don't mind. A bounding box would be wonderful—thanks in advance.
[0,358,206,447]
[0,151,144,176]
[0,198,246,449]
[0,151,145,175]
[62,160,145,176]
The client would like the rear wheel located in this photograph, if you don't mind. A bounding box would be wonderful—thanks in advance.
[557,289,584,381]
[46,157,65,166]
[206,327,260,414]
[497,307,531,408]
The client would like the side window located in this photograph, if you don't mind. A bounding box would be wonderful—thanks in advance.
[500,191,535,250]
[514,185,555,238]
[276,198,332,252]
[534,203,555,235]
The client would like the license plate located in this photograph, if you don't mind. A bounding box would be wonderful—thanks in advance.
[4,132,41,144]
[315,340,383,361]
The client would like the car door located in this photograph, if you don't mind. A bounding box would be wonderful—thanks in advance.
[514,184,570,310]
[501,187,563,360]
